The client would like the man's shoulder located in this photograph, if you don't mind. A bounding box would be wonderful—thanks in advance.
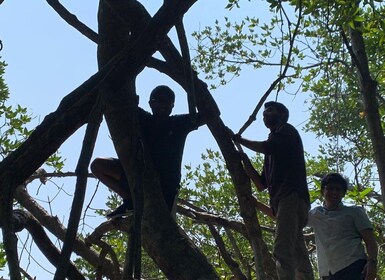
[138,107,151,117]
[309,205,323,215]
[274,123,299,136]
[170,113,204,127]
[342,204,366,213]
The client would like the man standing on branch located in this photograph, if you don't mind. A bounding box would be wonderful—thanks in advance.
[91,85,205,219]
[232,101,314,280]
[308,173,378,280]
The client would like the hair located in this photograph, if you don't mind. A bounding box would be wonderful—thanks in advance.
[149,85,175,103]
[321,173,348,193]
[264,101,289,122]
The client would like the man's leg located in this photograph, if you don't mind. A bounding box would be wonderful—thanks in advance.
[91,157,133,217]
[274,192,307,280]
[294,198,314,280]
[294,234,314,280]
[91,157,129,198]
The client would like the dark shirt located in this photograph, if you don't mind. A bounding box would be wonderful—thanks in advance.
[139,108,203,192]
[260,123,310,212]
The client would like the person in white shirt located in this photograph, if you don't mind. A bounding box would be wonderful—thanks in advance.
[308,173,378,280]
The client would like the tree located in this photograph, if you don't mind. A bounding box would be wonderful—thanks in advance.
[193,0,385,200]
[0,0,272,279]
[2,0,384,279]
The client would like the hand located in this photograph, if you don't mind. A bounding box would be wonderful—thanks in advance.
[364,260,377,280]
[232,133,242,143]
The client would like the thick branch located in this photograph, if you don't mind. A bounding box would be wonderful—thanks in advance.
[54,96,104,279]
[13,210,85,280]
[177,202,275,236]
[14,186,118,279]
[46,0,98,43]
[97,0,219,278]
[344,24,385,206]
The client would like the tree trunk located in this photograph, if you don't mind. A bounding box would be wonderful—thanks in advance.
[97,0,219,279]
[349,26,385,206]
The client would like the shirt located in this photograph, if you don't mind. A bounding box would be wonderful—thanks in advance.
[308,202,373,276]
[139,108,203,190]
[260,123,310,212]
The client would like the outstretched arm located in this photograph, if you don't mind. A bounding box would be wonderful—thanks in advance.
[361,229,378,280]
[194,112,206,127]
[232,133,267,154]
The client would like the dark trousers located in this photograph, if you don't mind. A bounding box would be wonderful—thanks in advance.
[322,259,366,280]
[274,193,314,280]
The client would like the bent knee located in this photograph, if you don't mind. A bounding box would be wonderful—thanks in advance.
[90,157,122,178]
[90,157,106,175]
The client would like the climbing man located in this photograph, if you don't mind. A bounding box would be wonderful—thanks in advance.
[91,85,205,219]
[232,101,314,280]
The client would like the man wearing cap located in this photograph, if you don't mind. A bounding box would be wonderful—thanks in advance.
[91,85,204,219]
[232,101,314,280]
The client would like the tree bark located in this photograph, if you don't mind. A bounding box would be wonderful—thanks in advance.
[97,0,219,278]
[12,210,85,280]
[15,186,120,279]
[349,26,385,206]
[0,0,277,278]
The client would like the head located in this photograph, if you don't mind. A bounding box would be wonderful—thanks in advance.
[263,101,289,129]
[321,173,348,208]
[149,85,175,118]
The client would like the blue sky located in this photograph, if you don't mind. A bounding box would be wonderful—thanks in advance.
[0,0,319,278]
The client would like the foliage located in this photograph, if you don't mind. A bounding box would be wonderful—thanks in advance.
[0,57,64,172]
[75,148,385,278]
[179,149,278,278]
[194,1,385,275]
[0,56,67,278]
[195,0,385,183]
[3,0,385,277]
[0,244,6,272]
[0,58,31,159]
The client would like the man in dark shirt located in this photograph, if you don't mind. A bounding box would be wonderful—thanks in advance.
[232,101,314,280]
[91,85,204,219]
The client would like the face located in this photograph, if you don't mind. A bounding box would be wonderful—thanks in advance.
[149,98,174,118]
[322,183,345,208]
[263,106,282,129]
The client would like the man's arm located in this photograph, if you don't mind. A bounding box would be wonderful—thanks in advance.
[251,196,275,218]
[232,134,267,154]
[361,229,378,280]
[194,112,206,127]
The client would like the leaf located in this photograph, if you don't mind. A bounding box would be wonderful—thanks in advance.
[359,187,374,198]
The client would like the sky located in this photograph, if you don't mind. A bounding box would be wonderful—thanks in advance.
[0,0,319,278]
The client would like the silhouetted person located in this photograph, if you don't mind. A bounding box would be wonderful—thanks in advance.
[91,85,205,219]
[233,101,314,280]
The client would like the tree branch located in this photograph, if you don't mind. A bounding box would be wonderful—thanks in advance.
[46,0,98,43]
[13,210,85,280]
[54,94,104,279]
[208,224,247,280]
[14,186,118,279]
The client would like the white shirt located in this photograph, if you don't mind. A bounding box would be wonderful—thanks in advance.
[308,202,372,276]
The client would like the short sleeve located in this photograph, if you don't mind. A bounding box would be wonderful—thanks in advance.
[354,206,373,232]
